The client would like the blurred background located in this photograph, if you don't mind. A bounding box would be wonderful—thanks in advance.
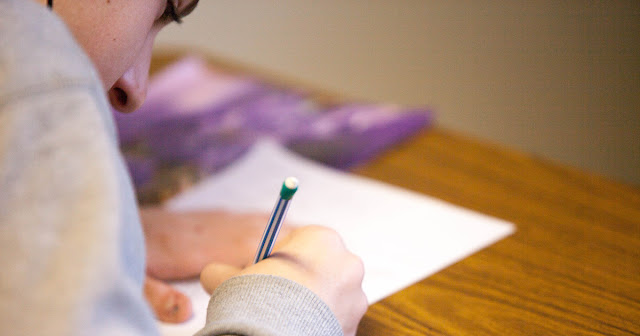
[155,0,639,186]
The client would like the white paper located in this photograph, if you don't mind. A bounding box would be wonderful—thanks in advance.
[159,140,515,335]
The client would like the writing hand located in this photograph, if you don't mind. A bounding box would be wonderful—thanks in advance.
[200,225,368,336]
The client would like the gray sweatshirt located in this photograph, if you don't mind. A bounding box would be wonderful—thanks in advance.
[0,0,341,335]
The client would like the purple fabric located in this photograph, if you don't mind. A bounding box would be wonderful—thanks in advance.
[287,105,432,168]
[114,57,433,190]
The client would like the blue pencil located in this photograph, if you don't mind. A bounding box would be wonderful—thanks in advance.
[253,177,299,263]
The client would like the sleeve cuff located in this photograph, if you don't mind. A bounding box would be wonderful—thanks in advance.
[196,274,343,336]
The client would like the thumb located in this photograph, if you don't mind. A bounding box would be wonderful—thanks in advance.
[143,275,193,323]
[200,263,242,294]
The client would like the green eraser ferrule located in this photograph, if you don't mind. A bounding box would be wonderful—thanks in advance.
[280,177,299,200]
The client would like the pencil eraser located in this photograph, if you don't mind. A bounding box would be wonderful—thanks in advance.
[280,177,299,199]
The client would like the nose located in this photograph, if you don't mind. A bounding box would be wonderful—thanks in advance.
[108,37,154,113]
[108,67,147,113]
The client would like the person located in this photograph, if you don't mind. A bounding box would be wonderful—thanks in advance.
[0,0,368,335]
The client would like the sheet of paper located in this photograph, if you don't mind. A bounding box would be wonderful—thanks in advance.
[158,140,515,335]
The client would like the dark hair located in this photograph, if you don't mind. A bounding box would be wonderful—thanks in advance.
[47,0,52,9]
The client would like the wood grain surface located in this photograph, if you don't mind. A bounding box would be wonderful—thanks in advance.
[354,128,640,335]
[149,50,640,335]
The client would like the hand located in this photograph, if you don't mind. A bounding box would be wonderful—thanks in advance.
[200,225,368,336]
[141,207,282,279]
[140,206,292,323]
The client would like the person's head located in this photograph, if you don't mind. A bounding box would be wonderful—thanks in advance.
[39,0,198,113]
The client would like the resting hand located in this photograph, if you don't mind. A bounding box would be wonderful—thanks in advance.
[141,207,278,279]
[200,225,368,336]
[140,207,290,323]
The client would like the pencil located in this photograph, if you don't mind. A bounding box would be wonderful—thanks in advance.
[253,177,299,263]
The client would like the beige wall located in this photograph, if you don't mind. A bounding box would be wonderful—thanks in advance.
[156,1,640,186]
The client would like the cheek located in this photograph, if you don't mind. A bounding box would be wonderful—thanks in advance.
[69,7,158,90]
[94,27,155,89]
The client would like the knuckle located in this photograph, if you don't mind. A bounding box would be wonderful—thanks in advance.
[349,254,365,282]
[340,255,366,304]
[303,225,343,245]
[358,293,369,316]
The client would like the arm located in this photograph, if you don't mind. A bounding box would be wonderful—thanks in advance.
[0,84,158,335]
[1,2,156,331]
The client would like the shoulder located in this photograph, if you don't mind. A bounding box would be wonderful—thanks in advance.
[0,0,102,106]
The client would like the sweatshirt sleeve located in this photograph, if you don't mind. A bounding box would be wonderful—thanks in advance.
[197,275,343,336]
[0,84,159,336]
[0,1,158,334]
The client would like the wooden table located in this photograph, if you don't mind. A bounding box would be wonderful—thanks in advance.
[354,128,639,335]
[151,51,640,335]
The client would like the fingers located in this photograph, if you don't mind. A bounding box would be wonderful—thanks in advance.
[143,275,193,323]
[200,263,242,294]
